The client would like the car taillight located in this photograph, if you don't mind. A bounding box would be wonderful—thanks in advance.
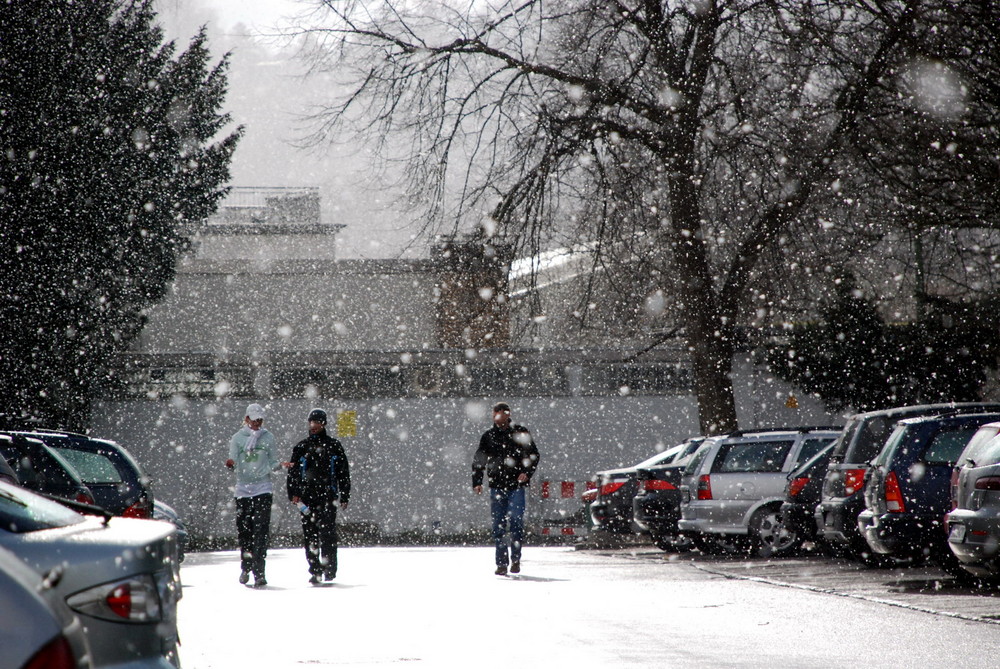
[788,476,810,498]
[884,471,906,513]
[75,491,95,505]
[581,489,598,503]
[24,636,75,669]
[843,469,867,496]
[974,476,1000,491]
[644,479,677,492]
[600,481,625,496]
[67,574,162,622]
[697,475,712,500]
[123,500,152,518]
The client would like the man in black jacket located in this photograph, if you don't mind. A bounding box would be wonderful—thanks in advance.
[472,402,540,575]
[287,408,351,584]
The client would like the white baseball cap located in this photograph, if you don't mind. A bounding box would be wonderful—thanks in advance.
[246,403,266,421]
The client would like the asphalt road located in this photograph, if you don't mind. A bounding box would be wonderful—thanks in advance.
[596,542,1000,624]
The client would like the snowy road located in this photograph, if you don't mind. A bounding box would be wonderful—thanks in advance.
[177,545,1000,668]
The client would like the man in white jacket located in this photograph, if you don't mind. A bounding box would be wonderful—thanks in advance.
[226,403,281,587]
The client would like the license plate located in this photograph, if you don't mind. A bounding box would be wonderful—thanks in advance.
[949,524,966,542]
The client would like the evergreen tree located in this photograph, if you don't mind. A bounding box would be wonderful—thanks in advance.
[767,284,1000,413]
[0,0,241,429]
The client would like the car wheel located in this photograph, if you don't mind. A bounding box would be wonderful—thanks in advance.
[750,507,803,558]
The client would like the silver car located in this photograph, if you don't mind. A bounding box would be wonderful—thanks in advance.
[0,480,182,668]
[0,543,92,669]
[946,420,1000,578]
[678,427,841,557]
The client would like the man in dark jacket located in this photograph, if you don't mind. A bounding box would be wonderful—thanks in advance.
[287,408,351,584]
[472,401,540,575]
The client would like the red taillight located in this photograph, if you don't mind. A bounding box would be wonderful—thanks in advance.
[843,469,867,496]
[696,475,712,500]
[643,479,677,492]
[581,489,598,503]
[24,636,75,669]
[106,583,134,618]
[884,471,906,513]
[974,476,1000,491]
[123,500,152,518]
[75,491,95,505]
[600,481,625,496]
[788,476,810,498]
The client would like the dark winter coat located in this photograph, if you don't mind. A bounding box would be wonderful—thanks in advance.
[286,430,351,508]
[472,424,540,491]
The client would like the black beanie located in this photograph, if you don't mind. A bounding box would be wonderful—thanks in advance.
[308,408,327,425]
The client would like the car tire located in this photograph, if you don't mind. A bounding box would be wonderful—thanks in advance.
[750,507,803,558]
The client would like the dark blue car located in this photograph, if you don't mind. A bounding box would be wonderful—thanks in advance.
[857,412,1000,576]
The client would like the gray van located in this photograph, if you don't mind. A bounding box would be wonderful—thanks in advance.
[679,427,840,557]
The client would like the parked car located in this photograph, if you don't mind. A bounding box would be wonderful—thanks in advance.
[153,499,188,563]
[857,412,1000,576]
[778,441,836,546]
[632,437,705,551]
[816,402,1000,560]
[19,430,155,518]
[946,420,1000,579]
[0,544,92,669]
[0,480,182,668]
[590,440,702,534]
[0,433,96,505]
[678,426,840,557]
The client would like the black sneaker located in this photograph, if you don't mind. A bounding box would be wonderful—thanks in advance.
[510,562,520,574]
[309,574,321,585]
[495,565,508,576]
[254,576,267,588]
[239,570,250,585]
[323,570,335,582]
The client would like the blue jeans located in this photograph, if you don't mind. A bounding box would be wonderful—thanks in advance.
[490,487,526,567]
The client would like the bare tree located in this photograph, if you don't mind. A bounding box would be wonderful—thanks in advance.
[290,0,989,434]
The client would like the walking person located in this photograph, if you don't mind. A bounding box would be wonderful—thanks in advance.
[287,408,351,584]
[472,401,540,575]
[225,403,281,588]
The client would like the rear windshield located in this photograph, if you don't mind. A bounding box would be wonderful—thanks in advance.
[0,481,85,532]
[712,440,794,474]
[922,426,981,466]
[958,425,1000,466]
[794,437,837,469]
[53,448,122,484]
[848,416,900,463]
[971,437,1000,467]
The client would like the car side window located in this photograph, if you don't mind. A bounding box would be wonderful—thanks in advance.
[922,427,980,466]
[713,440,794,473]
[684,444,713,476]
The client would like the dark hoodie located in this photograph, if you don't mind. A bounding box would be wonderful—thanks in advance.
[472,423,540,491]
[286,430,351,507]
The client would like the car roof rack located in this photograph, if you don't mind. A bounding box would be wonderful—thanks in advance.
[722,425,841,437]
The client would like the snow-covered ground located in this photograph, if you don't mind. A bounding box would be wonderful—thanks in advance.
[178,545,1000,668]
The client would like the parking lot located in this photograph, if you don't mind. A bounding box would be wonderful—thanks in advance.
[607,544,1000,624]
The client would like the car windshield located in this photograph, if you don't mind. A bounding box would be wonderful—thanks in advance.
[0,481,86,532]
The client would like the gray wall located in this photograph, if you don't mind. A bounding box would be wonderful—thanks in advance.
[90,359,844,541]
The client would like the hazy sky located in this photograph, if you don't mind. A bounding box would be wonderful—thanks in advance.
[155,0,417,258]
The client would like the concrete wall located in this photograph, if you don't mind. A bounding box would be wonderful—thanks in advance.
[90,358,844,542]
